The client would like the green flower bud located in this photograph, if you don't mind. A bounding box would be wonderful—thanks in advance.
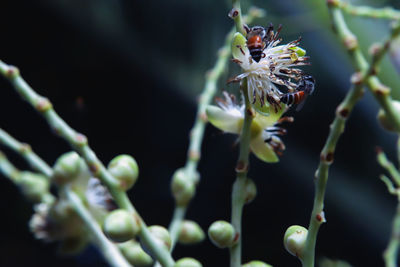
[103,209,140,242]
[52,151,83,185]
[148,225,172,251]
[178,220,205,245]
[19,172,49,203]
[119,240,153,266]
[58,236,88,255]
[175,257,203,267]
[377,101,400,132]
[283,225,308,259]
[244,178,257,204]
[108,154,139,191]
[242,260,273,267]
[208,220,237,248]
[171,168,195,206]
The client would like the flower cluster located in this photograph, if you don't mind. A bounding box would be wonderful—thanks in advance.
[207,24,313,162]
[230,24,312,115]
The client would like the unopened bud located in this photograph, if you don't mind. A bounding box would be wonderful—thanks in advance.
[103,209,140,242]
[283,225,308,259]
[19,172,49,203]
[244,178,257,204]
[178,220,205,245]
[208,220,237,248]
[242,260,273,267]
[108,154,139,191]
[148,225,172,251]
[377,101,400,132]
[175,257,203,267]
[171,168,195,206]
[119,240,153,266]
[52,152,83,185]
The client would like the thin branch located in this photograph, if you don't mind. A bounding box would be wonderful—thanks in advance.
[230,79,253,267]
[383,201,400,267]
[0,128,53,177]
[380,175,398,196]
[336,0,400,20]
[0,150,54,204]
[166,8,264,252]
[377,148,400,187]
[64,187,132,267]
[0,61,175,267]
[303,3,400,266]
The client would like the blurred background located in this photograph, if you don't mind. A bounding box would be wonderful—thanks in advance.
[1,0,400,266]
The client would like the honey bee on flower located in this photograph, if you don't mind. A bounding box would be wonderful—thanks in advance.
[229,24,315,115]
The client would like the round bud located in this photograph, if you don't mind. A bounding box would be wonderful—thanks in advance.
[377,100,400,132]
[244,178,257,204]
[52,152,83,185]
[103,209,140,242]
[19,172,49,203]
[283,225,308,259]
[119,240,153,266]
[242,260,272,267]
[148,225,172,251]
[208,220,237,248]
[108,154,139,191]
[175,257,203,267]
[178,220,205,245]
[171,169,195,206]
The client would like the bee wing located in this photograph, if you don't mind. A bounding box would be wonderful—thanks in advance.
[295,93,309,112]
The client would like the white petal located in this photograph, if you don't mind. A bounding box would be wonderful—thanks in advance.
[253,104,287,129]
[250,134,279,163]
[206,105,243,134]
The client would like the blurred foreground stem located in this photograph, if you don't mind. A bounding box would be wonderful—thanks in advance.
[65,187,132,267]
[0,60,175,267]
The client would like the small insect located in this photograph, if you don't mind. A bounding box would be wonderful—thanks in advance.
[280,75,315,111]
[246,26,266,63]
[245,24,282,63]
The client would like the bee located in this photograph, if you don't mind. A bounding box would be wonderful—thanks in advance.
[280,75,315,111]
[246,26,266,63]
[245,24,281,63]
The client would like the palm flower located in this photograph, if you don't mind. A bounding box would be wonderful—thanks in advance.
[206,92,292,162]
[230,24,311,115]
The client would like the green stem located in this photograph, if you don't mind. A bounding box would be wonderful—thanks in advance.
[167,29,232,251]
[231,0,246,36]
[336,0,400,20]
[303,4,400,266]
[383,201,400,267]
[330,6,400,132]
[165,10,263,253]
[0,150,55,204]
[168,206,186,250]
[230,80,253,267]
[0,60,175,267]
[0,128,53,177]
[64,187,132,267]
[0,150,22,183]
[377,149,400,187]
[302,82,363,267]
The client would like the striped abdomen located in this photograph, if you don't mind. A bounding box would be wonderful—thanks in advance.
[280,91,305,106]
[247,35,264,62]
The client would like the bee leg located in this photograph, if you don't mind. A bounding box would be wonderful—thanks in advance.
[260,90,265,106]
[236,45,246,56]
[252,89,257,104]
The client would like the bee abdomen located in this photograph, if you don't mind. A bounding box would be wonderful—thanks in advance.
[280,91,305,105]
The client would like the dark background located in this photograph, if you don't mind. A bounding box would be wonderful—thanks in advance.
[1,0,400,266]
